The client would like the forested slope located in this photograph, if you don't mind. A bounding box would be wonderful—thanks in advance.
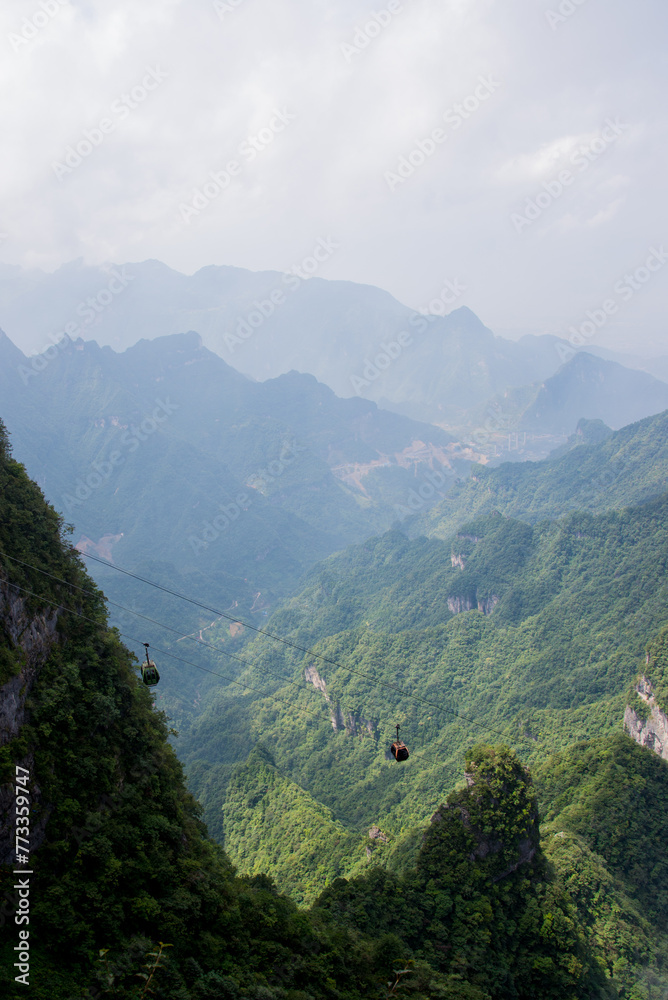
[0,417,642,1000]
[0,420,376,999]
[415,408,668,541]
[537,728,668,997]
[182,492,668,909]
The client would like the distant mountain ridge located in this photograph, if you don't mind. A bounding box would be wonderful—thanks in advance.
[0,328,460,624]
[518,351,668,434]
[3,258,666,437]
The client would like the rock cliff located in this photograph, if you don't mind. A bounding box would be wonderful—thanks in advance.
[0,577,61,863]
[624,675,668,761]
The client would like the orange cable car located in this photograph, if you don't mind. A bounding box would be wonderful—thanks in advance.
[390,723,409,762]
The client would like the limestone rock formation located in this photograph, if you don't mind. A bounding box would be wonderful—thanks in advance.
[624,675,668,760]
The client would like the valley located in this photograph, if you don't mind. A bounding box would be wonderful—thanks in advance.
[1,272,668,999]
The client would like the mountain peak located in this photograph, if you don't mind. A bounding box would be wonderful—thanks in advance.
[521,350,668,433]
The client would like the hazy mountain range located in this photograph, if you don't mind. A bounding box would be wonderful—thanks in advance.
[3,259,668,441]
[0,328,461,618]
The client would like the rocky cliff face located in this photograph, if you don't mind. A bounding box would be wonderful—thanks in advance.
[304,664,340,730]
[0,578,60,742]
[447,593,499,615]
[304,664,375,736]
[624,675,668,761]
[477,595,499,615]
[0,577,60,862]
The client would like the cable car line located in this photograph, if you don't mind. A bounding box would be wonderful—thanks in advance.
[2,579,331,728]
[0,554,543,778]
[5,578,441,772]
[6,569,541,769]
[1,553,392,754]
[77,550,538,749]
[13,559,449,765]
[1,550,538,751]
[0,550,333,710]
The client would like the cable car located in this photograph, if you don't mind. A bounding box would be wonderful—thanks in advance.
[141,643,160,686]
[390,724,409,762]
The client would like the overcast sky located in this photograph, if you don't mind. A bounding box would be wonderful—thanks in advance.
[1,0,667,355]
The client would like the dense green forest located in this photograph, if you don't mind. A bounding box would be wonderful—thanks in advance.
[181,486,668,890]
[2,413,668,998]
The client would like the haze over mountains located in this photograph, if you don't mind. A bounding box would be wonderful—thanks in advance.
[2,251,668,638]
[3,259,668,445]
[2,266,668,997]
[518,350,668,435]
[0,328,461,620]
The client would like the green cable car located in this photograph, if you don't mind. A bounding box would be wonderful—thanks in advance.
[141,643,160,686]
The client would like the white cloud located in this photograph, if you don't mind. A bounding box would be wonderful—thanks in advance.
[584,198,624,228]
[0,0,667,353]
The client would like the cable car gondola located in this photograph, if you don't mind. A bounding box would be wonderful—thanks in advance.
[390,723,409,762]
[141,643,160,686]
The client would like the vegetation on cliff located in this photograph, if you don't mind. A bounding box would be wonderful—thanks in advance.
[2,417,668,998]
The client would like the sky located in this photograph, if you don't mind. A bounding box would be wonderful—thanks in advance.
[1,0,667,356]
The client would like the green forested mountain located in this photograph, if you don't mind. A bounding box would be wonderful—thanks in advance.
[4,418,661,999]
[181,490,668,909]
[537,728,668,997]
[306,731,668,999]
[415,407,668,541]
